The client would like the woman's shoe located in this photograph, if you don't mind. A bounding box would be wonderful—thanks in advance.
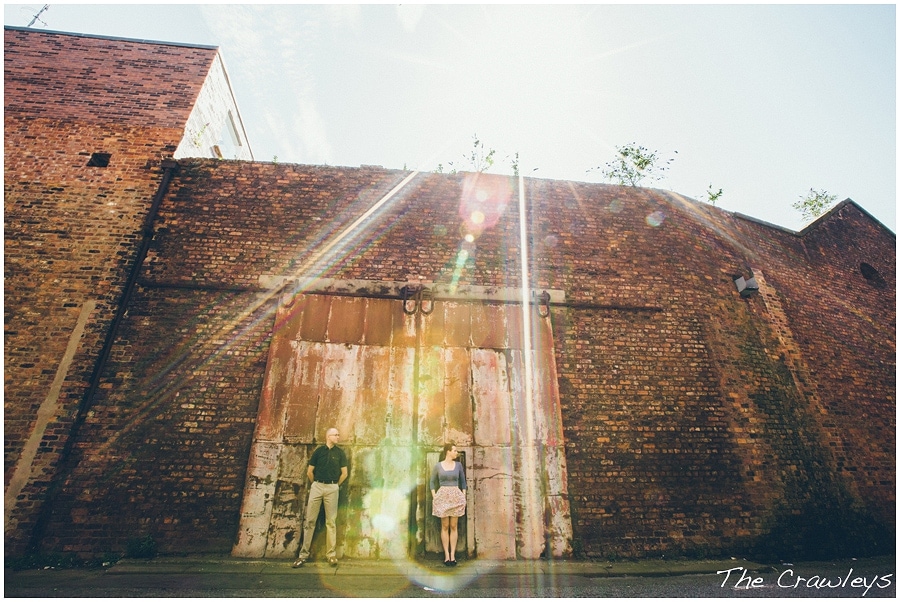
[444,560,452,566]
[450,560,457,566]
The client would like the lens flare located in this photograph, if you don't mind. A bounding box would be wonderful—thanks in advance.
[458,172,512,239]
[646,210,665,227]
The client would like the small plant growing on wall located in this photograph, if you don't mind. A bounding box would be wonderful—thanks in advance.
[189,122,210,148]
[793,188,837,222]
[591,143,676,187]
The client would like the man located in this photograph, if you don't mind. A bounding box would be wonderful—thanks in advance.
[292,427,348,567]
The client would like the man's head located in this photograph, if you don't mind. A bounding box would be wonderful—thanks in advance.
[325,428,340,447]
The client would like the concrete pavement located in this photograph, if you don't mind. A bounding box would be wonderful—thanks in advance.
[4,554,759,596]
[5,555,896,598]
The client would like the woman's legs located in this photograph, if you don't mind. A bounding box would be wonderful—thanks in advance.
[448,516,459,562]
[440,516,451,561]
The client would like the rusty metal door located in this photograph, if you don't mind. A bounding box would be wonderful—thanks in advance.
[232,281,572,561]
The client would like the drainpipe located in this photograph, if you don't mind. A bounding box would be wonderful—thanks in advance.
[28,158,180,551]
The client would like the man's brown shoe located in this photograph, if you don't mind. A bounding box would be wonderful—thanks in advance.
[328,557,338,566]
[292,559,306,568]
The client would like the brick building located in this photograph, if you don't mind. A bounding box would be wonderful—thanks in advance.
[4,27,895,562]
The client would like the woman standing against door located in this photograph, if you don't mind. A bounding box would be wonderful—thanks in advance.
[430,442,467,566]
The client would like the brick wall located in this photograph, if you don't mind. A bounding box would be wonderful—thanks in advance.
[29,160,894,559]
[4,28,215,127]
[4,28,217,554]
[38,286,270,555]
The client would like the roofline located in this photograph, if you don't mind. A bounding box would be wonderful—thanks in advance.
[4,25,218,51]
[799,198,896,238]
[733,198,895,238]
[212,53,255,161]
[731,212,799,235]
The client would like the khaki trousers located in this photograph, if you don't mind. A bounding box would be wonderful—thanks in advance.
[297,481,339,560]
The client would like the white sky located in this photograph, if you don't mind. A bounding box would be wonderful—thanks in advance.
[4,2,896,232]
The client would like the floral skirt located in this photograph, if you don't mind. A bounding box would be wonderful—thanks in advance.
[432,486,466,518]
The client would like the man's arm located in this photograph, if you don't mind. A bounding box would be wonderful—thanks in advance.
[338,466,348,486]
[307,465,315,482]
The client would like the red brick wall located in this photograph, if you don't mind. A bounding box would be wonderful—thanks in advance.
[736,207,896,530]
[38,286,270,555]
[4,28,216,554]
[4,28,215,127]
[30,160,894,559]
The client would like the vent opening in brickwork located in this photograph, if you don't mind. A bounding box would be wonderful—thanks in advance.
[859,262,887,288]
[87,152,111,167]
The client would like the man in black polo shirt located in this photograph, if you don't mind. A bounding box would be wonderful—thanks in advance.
[292,427,348,567]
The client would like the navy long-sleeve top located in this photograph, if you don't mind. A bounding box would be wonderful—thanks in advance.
[430,461,466,491]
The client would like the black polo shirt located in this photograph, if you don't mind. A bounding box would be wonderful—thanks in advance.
[309,444,347,483]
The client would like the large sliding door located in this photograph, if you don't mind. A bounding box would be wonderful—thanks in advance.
[233,281,572,560]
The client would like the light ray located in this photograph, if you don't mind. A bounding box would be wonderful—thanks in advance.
[517,172,542,557]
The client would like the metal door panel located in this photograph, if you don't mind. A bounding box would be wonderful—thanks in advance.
[254,345,292,442]
[470,445,516,559]
[370,445,414,558]
[506,349,527,441]
[443,301,471,347]
[471,302,508,349]
[416,346,446,446]
[386,346,415,442]
[444,346,473,446]
[505,304,526,350]
[316,343,364,438]
[327,295,366,344]
[391,300,417,348]
[544,444,572,557]
[421,302,445,347]
[276,296,306,341]
[515,469,546,559]
[471,348,512,446]
[363,297,393,346]
[283,341,323,443]
[534,321,565,446]
[354,345,391,444]
[264,444,311,557]
[299,294,331,342]
[232,440,281,557]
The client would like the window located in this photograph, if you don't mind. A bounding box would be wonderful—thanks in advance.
[225,111,242,147]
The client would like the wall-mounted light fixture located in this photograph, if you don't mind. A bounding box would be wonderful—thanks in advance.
[733,273,759,298]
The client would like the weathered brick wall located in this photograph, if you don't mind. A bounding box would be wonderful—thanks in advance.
[33,160,894,559]
[4,28,217,554]
[38,286,270,555]
[734,206,896,535]
[4,28,215,127]
[800,206,896,525]
[3,118,181,552]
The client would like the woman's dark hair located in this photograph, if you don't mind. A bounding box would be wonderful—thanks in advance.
[440,442,456,461]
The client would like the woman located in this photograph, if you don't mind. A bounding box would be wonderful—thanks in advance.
[429,442,467,566]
